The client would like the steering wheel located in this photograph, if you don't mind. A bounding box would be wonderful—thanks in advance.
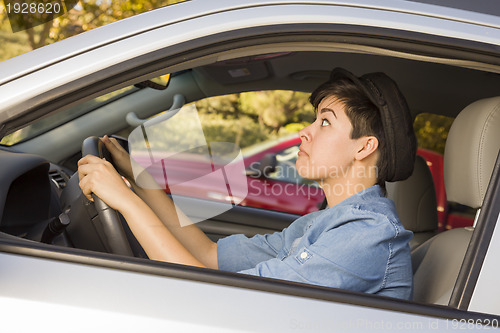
[80,136,134,256]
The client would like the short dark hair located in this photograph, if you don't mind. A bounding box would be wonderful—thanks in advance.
[309,77,388,188]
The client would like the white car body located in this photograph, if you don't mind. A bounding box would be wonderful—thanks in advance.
[0,0,499,331]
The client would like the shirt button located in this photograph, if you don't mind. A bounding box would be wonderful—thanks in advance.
[300,252,308,259]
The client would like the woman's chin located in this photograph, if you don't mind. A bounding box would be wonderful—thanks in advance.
[297,170,319,182]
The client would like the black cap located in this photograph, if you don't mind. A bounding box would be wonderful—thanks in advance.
[329,68,417,182]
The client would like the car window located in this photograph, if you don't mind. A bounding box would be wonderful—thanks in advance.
[413,112,476,230]
[414,112,453,155]
[115,91,322,216]
[0,86,136,146]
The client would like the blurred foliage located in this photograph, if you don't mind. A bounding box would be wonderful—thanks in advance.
[0,0,186,60]
[239,91,315,133]
[200,114,269,152]
[194,91,314,149]
[413,113,454,155]
[0,8,31,61]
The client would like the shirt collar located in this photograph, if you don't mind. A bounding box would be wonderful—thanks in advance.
[331,184,384,208]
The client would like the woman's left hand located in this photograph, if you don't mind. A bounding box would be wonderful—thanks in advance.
[78,155,135,212]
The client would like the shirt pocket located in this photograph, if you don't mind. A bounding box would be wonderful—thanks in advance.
[295,247,313,264]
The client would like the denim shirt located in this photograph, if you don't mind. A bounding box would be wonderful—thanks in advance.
[217,185,413,300]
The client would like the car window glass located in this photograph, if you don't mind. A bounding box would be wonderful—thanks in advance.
[115,91,323,216]
[413,113,476,230]
[414,112,453,155]
[0,86,136,146]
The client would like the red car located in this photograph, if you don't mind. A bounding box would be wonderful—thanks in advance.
[240,135,325,215]
[132,134,324,216]
[417,148,475,230]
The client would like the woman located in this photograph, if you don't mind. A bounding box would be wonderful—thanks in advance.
[78,68,417,300]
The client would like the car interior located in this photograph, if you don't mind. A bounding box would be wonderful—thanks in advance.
[1,45,500,309]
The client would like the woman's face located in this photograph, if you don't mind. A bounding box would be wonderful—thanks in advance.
[296,96,360,183]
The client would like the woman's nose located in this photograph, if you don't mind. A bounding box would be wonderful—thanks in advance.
[299,125,311,142]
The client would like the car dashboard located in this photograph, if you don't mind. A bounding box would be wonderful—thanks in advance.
[0,148,71,245]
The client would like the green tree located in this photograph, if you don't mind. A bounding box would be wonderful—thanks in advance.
[192,91,315,149]
[0,8,30,61]
[0,0,185,60]
[413,113,453,154]
[239,91,314,133]
[194,93,242,119]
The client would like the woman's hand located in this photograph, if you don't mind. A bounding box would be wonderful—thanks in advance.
[100,135,134,180]
[78,154,136,212]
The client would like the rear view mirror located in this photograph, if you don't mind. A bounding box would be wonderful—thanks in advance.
[135,74,171,90]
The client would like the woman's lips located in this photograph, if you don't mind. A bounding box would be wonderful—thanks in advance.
[298,147,308,157]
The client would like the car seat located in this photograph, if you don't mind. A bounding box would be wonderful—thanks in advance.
[386,155,439,250]
[411,96,500,305]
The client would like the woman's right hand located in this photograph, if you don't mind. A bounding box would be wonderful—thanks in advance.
[100,135,134,180]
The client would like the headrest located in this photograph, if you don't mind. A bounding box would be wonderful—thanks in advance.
[444,97,500,208]
[329,68,417,182]
[386,155,438,233]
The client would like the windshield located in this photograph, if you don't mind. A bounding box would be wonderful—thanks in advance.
[0,86,136,146]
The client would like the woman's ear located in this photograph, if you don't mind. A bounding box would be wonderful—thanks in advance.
[354,136,379,161]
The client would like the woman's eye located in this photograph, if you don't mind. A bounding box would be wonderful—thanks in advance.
[321,118,330,127]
